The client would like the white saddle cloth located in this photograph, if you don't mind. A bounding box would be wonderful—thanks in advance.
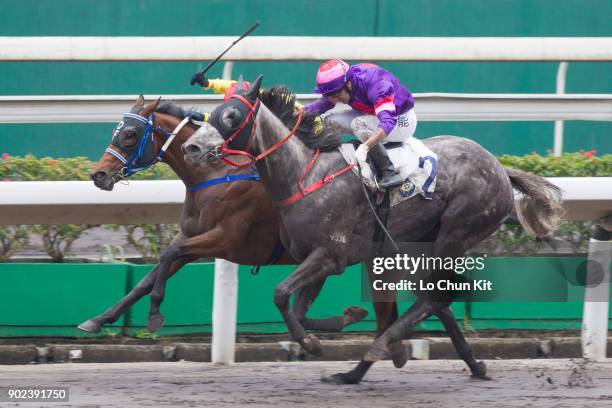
[338,137,438,206]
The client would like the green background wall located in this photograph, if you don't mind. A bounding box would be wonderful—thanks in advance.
[1,258,610,337]
[0,0,610,159]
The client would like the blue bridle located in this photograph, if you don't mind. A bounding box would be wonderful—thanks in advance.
[106,112,180,177]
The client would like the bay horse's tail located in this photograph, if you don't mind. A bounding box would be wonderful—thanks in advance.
[505,167,564,237]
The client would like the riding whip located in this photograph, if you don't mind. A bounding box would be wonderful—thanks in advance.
[198,20,261,76]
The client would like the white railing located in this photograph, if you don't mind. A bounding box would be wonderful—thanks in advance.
[0,93,611,123]
[0,179,609,225]
[1,37,612,61]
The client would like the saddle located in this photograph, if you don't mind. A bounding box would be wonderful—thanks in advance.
[338,137,439,207]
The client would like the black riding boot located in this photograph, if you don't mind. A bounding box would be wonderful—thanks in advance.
[368,143,405,189]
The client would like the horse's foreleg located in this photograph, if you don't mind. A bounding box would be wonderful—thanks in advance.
[78,256,191,333]
[293,281,368,332]
[147,227,229,332]
[274,247,339,356]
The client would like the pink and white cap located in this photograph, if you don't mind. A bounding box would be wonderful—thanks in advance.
[314,59,349,94]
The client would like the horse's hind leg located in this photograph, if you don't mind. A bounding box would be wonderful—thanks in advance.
[293,281,368,332]
[436,306,489,379]
[327,300,426,385]
[363,300,444,362]
[427,195,509,379]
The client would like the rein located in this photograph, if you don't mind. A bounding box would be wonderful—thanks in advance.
[275,149,355,207]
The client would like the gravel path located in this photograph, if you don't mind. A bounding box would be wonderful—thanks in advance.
[1,359,611,407]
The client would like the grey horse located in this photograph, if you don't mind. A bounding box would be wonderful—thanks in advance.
[182,76,563,384]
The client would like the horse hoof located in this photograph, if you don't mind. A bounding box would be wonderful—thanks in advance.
[301,334,323,356]
[343,306,369,326]
[471,361,491,380]
[77,319,101,334]
[389,341,408,368]
[322,372,360,385]
[147,314,166,333]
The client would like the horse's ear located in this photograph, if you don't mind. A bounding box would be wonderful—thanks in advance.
[246,75,263,102]
[236,75,245,92]
[141,97,161,116]
[131,95,145,113]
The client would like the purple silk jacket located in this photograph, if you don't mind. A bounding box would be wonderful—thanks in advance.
[305,63,414,135]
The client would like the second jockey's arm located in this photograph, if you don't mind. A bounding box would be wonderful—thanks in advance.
[203,79,235,94]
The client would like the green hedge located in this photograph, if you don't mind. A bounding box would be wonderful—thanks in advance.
[2,151,610,181]
[0,151,610,261]
[498,150,611,176]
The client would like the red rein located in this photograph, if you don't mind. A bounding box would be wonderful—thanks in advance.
[220,95,355,207]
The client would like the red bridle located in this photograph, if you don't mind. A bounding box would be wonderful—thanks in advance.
[219,94,303,168]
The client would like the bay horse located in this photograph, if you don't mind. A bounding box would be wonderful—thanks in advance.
[182,76,563,384]
[79,95,400,360]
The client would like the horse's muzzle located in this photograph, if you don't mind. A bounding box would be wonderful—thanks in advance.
[91,170,115,191]
[182,142,206,167]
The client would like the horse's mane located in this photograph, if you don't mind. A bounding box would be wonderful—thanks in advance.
[259,86,340,152]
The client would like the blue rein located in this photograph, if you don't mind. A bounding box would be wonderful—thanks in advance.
[188,173,261,192]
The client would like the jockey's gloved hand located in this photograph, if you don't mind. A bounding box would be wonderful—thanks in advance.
[190,72,209,87]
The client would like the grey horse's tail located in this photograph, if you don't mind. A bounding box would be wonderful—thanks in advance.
[505,167,564,237]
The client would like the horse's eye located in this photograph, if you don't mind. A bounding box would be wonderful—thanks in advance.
[121,129,137,147]
[222,108,239,128]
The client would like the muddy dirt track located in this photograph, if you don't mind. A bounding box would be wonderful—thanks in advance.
[1,359,611,407]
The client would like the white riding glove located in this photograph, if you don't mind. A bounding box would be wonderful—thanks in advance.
[355,144,370,165]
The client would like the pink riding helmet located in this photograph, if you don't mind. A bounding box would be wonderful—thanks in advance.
[314,59,349,94]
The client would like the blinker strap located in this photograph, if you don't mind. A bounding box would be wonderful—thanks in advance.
[105,146,128,164]
[123,112,149,124]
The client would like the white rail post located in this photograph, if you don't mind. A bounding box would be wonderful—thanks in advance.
[211,258,239,365]
[581,223,611,361]
[222,61,234,80]
[553,62,568,156]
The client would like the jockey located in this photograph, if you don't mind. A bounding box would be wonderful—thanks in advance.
[304,60,417,189]
[190,73,324,135]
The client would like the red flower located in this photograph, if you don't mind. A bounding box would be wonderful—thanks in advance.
[2,177,10,182]
[582,149,597,159]
[1,153,9,159]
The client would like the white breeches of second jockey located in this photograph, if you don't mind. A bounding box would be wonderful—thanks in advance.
[323,109,418,143]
